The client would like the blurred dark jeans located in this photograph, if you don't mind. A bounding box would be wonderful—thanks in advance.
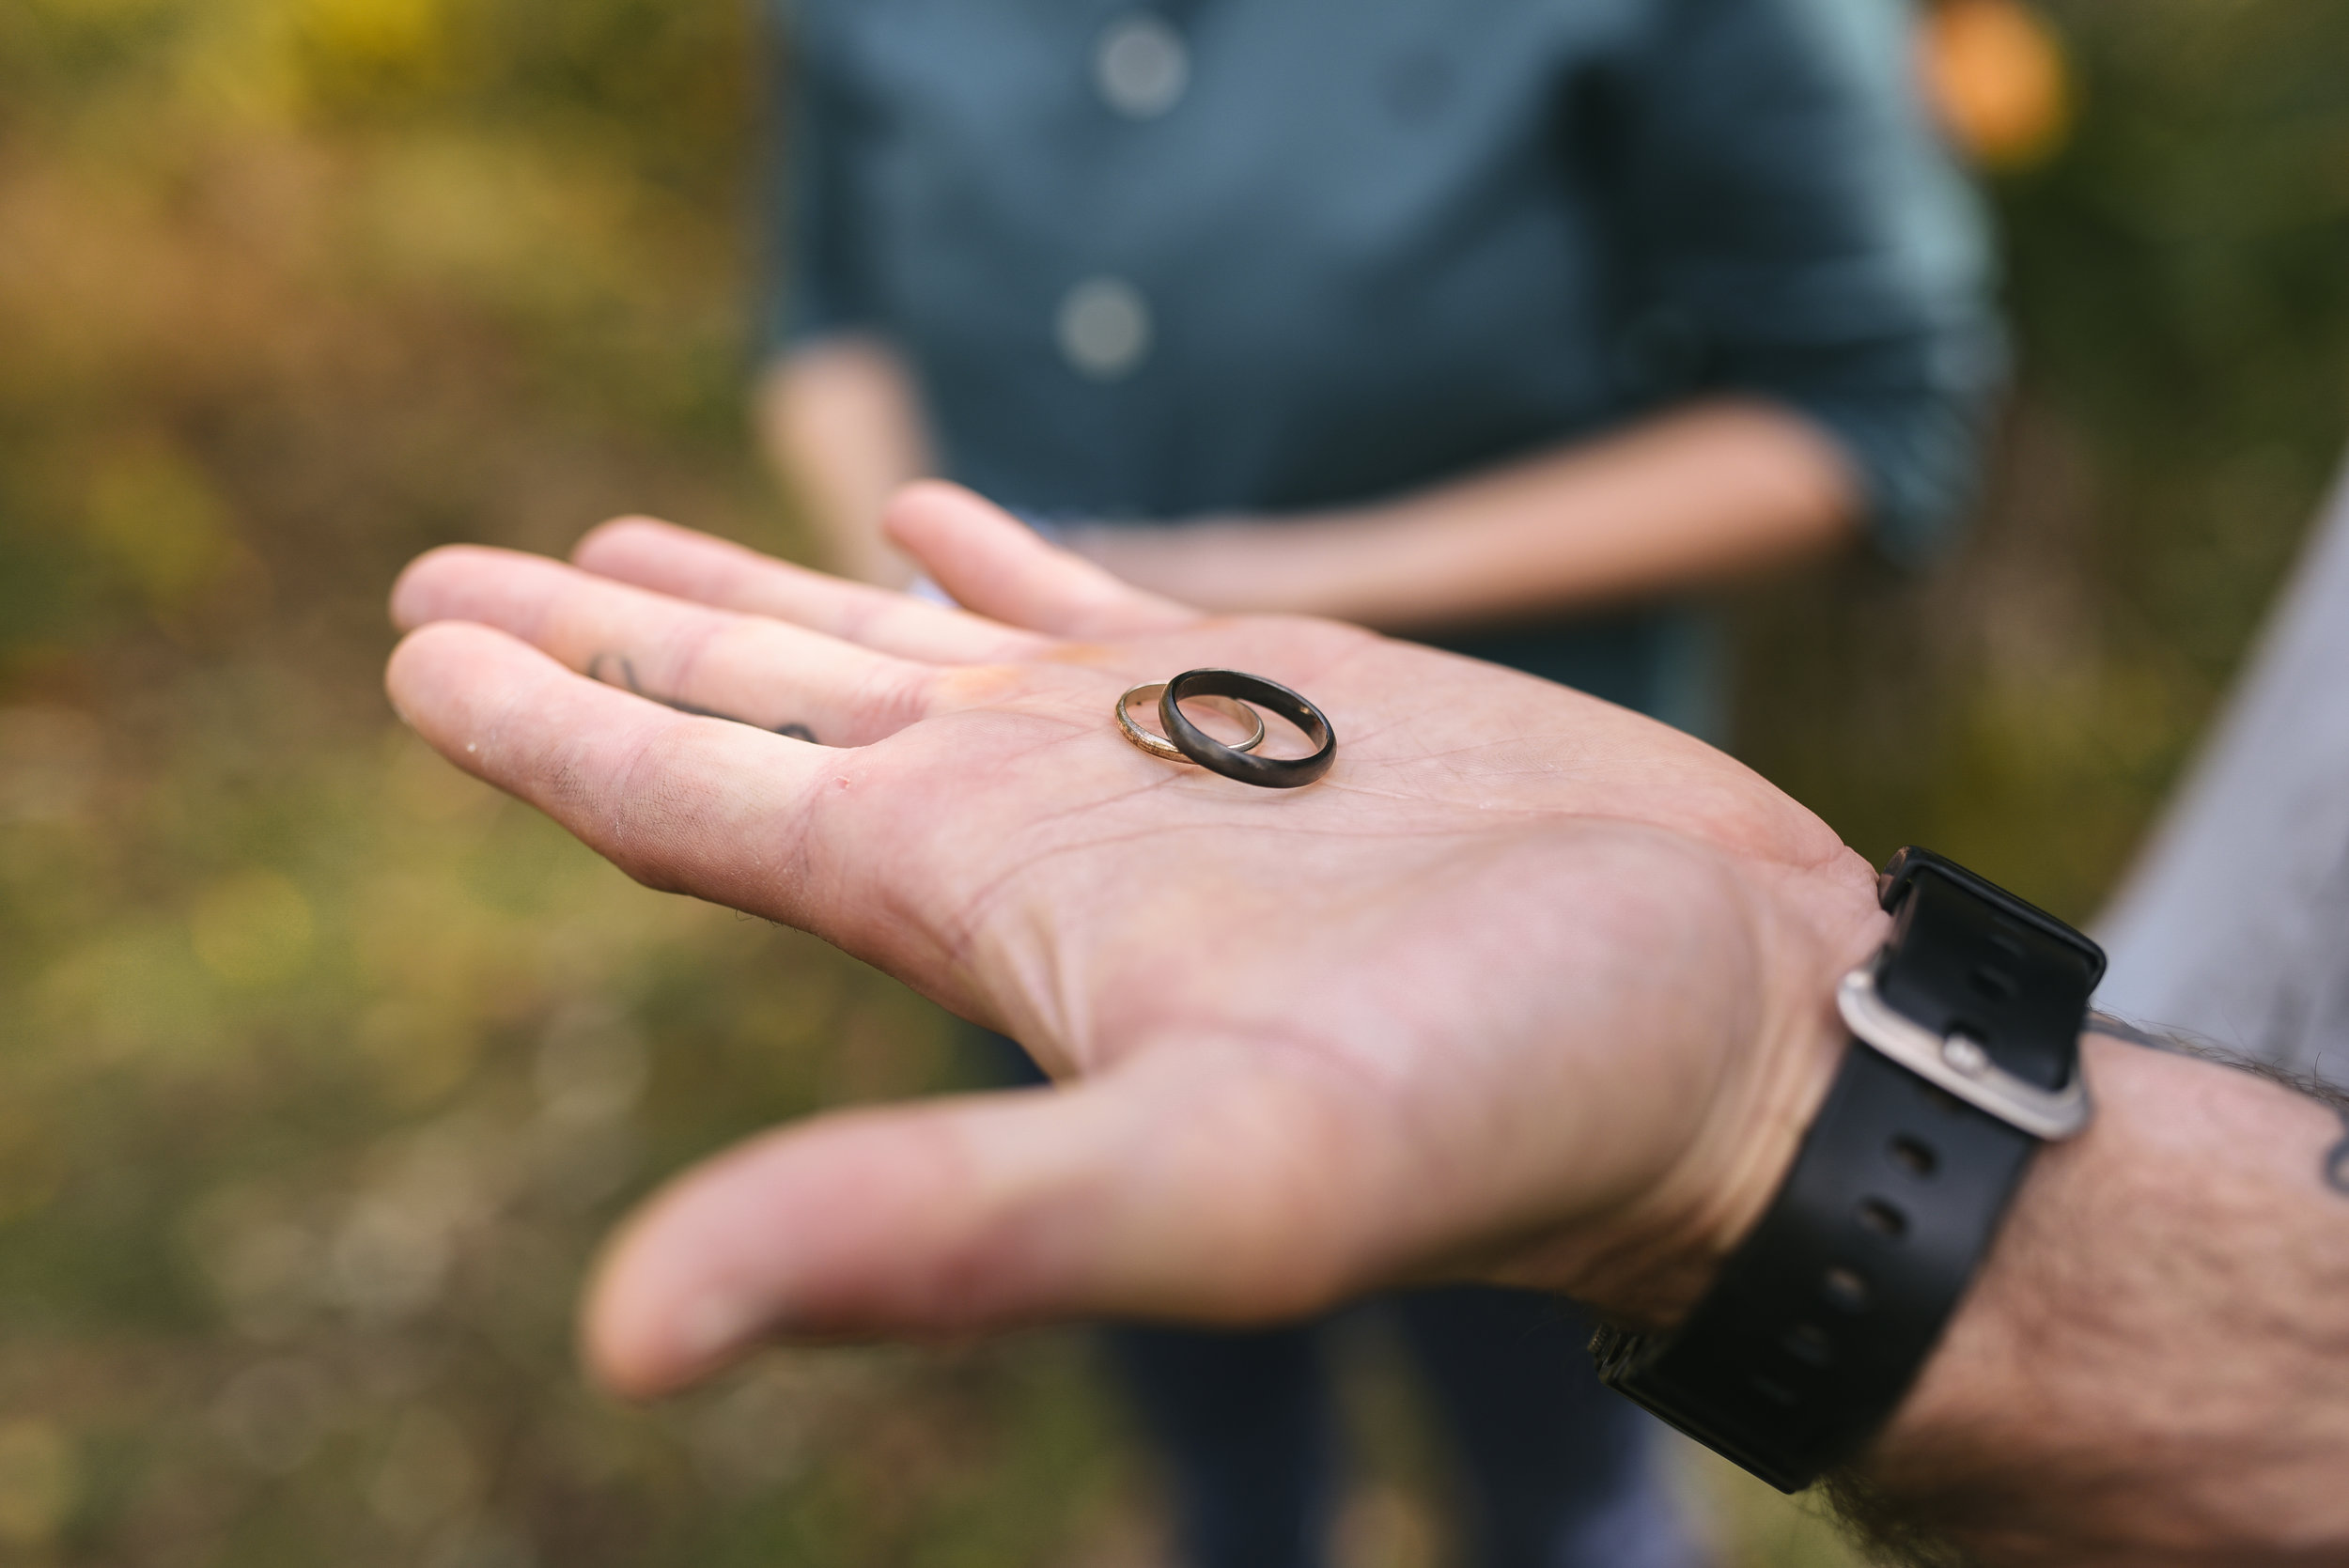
[968,1030,1707,1568]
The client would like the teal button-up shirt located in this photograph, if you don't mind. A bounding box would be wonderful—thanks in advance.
[774,0,1998,734]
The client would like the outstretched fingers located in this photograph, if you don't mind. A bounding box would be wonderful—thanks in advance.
[571,516,1053,666]
[583,1046,1398,1397]
[882,481,1201,640]
[393,545,947,748]
[386,620,839,924]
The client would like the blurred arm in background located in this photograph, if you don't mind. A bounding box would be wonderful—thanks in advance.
[750,4,932,590]
[762,337,1857,629]
[756,336,931,591]
[1060,400,1859,631]
[1129,0,2001,633]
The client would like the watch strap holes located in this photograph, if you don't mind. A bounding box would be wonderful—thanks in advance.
[1889,1135,1940,1178]
[1820,1265,1871,1313]
[1968,961,2021,1000]
[1782,1322,1836,1368]
[1857,1197,1909,1239]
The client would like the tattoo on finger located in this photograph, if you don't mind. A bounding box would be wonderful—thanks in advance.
[586,653,821,744]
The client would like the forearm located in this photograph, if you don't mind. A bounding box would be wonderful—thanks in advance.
[1840,1031,2349,1565]
[754,336,934,588]
[1078,398,1859,633]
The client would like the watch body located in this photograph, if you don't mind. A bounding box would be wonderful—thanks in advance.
[1593,847,2104,1492]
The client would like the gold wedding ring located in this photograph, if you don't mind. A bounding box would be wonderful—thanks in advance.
[1116,681,1266,764]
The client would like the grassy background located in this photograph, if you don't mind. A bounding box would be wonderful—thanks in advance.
[0,0,2342,1563]
[1737,2,2349,921]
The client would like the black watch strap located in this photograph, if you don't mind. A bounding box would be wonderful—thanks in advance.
[1592,847,2105,1492]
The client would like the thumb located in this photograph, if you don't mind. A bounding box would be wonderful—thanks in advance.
[582,1048,1382,1398]
[880,480,1198,639]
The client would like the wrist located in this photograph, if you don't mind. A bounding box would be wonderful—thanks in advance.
[1516,868,1886,1329]
[1593,847,2108,1494]
[1066,519,1293,616]
[1848,1034,2349,1564]
[1593,914,1876,1328]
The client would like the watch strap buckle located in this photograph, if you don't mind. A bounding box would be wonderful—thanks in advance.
[1838,967,2092,1141]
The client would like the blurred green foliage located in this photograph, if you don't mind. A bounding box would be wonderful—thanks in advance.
[1738,0,2349,924]
[0,2,1154,1564]
[0,0,2341,1563]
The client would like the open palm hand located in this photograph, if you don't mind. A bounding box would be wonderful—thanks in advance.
[386,483,1883,1396]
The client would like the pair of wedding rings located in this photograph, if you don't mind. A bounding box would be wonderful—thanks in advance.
[1114,668,1337,789]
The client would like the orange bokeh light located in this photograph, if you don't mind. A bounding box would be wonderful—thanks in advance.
[1923,0,2074,170]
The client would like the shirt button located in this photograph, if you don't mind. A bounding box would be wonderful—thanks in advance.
[1057,276,1154,380]
[1094,12,1189,119]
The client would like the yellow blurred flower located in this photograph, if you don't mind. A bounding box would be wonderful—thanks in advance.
[1923,0,2074,171]
[0,1421,77,1548]
[297,0,443,69]
[83,448,239,613]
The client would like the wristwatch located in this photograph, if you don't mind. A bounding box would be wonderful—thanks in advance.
[1592,846,2105,1492]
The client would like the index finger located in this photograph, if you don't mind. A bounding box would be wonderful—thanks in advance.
[883,482,1200,639]
[572,516,1055,666]
[386,619,832,925]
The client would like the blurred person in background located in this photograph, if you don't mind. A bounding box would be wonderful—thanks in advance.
[751,1,1999,1564]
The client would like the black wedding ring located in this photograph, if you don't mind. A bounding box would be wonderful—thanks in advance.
[1159,668,1336,789]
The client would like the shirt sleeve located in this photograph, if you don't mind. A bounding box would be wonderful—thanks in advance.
[1614,0,2005,567]
[765,0,879,353]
